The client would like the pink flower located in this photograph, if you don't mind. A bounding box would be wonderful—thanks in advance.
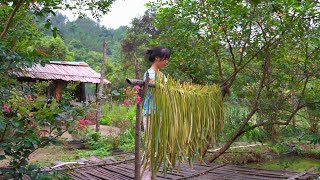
[133,85,141,91]
[3,104,10,113]
[29,120,37,128]
[27,95,33,101]
[36,130,48,138]
[123,100,130,106]
[39,130,48,137]
[78,118,92,129]
[135,95,141,105]
[78,124,84,130]
[79,119,85,125]
[124,90,129,94]
[85,119,92,125]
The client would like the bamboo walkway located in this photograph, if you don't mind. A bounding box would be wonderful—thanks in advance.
[64,160,319,180]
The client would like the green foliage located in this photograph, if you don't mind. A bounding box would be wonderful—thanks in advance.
[119,128,135,152]
[84,128,111,150]
[41,14,129,91]
[302,133,320,145]
[0,6,42,52]
[0,81,92,178]
[0,0,116,178]
[76,148,111,157]
[29,170,69,180]
[33,36,74,61]
[101,103,136,129]
[148,0,320,147]
[270,142,291,154]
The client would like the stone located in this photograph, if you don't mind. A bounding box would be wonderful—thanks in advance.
[88,156,103,163]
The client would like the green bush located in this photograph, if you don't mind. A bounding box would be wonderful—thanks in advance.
[101,103,135,133]
[119,128,135,152]
[84,128,111,150]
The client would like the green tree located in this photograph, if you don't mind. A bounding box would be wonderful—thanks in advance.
[148,0,320,162]
[122,13,154,79]
[34,36,74,61]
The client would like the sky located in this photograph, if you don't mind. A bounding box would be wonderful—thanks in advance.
[63,0,154,29]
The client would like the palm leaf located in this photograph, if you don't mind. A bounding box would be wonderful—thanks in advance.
[142,73,224,178]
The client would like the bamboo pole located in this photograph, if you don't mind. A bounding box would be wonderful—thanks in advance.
[131,73,149,180]
[96,38,107,132]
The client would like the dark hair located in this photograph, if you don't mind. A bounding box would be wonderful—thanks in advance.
[146,46,171,63]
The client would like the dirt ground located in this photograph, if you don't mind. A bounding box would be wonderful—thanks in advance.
[60,125,119,140]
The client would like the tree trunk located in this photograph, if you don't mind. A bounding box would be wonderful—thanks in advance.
[134,52,141,79]
[96,38,107,132]
[290,91,298,127]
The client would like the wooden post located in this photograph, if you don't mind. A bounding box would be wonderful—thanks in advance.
[54,81,61,101]
[134,73,149,180]
[96,38,107,132]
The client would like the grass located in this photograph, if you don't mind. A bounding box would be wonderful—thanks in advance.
[28,145,79,167]
[28,145,113,167]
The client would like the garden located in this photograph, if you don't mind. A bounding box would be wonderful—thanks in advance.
[1,0,320,179]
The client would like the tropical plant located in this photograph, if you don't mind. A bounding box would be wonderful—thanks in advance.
[142,73,224,178]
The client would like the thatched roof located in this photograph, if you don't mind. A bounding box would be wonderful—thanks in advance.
[13,61,111,84]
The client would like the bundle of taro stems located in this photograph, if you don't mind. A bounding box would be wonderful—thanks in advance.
[142,73,224,179]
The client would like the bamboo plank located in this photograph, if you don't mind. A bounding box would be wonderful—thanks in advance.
[220,166,295,176]
[299,172,320,180]
[74,169,97,180]
[211,168,289,178]
[208,171,283,180]
[22,175,31,180]
[117,164,135,170]
[287,167,316,180]
[102,166,134,179]
[160,169,196,177]
[226,165,297,174]
[86,170,118,180]
[69,172,89,180]
[95,167,131,180]
[104,166,134,178]
[173,164,226,180]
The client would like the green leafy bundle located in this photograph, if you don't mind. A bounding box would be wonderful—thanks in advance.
[142,74,224,177]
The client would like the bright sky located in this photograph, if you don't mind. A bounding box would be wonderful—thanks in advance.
[63,0,154,29]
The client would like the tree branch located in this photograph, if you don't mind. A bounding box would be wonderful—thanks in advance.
[213,48,223,81]
[0,0,25,39]
[208,29,273,161]
[15,129,68,169]
[223,28,237,71]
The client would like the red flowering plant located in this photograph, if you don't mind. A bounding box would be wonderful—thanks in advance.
[122,85,142,106]
[69,118,93,141]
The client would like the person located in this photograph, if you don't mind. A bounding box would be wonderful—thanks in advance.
[142,46,170,180]
[142,46,170,130]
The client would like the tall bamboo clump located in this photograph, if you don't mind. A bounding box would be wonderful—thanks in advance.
[142,73,224,178]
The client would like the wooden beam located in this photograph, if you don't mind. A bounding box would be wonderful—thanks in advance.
[287,167,317,180]
[126,78,155,88]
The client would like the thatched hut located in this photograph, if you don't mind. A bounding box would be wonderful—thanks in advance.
[12,61,110,102]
